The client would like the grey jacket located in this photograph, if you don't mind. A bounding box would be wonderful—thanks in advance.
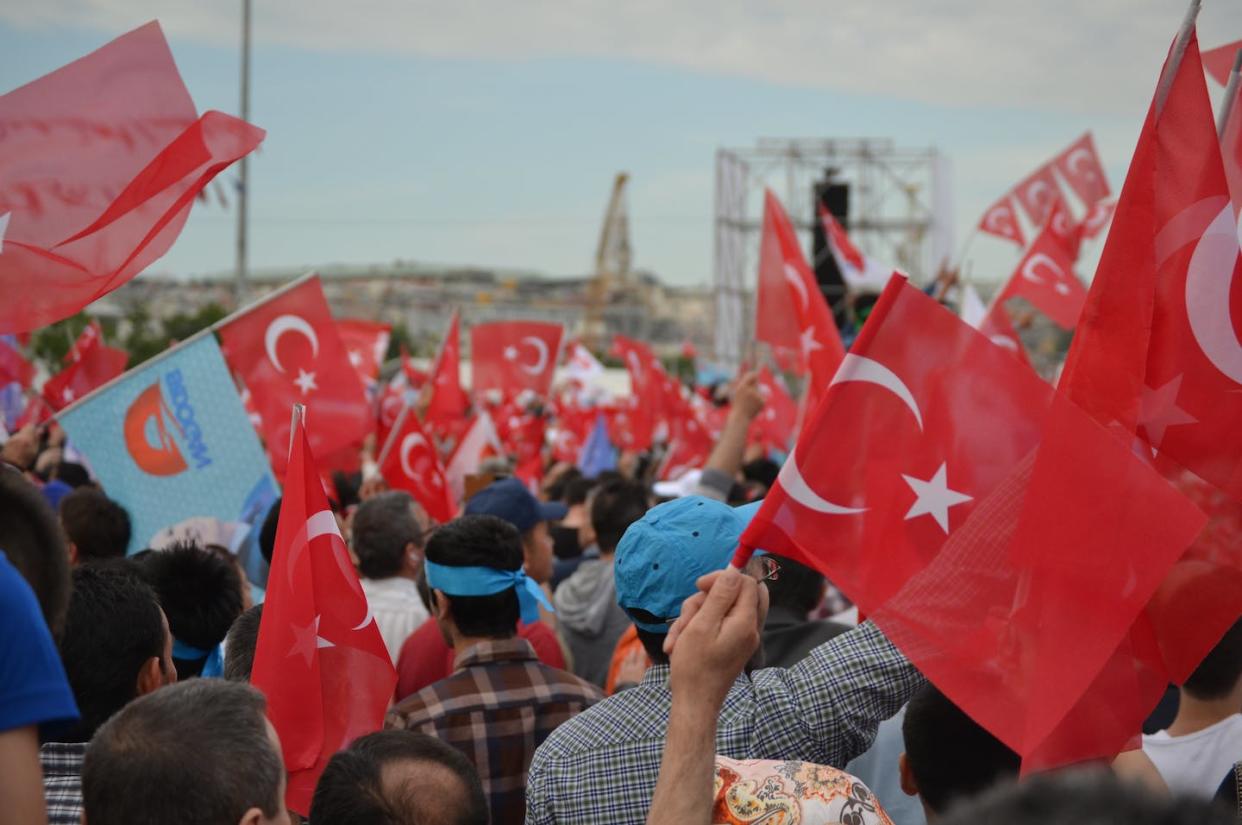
[554,557,631,688]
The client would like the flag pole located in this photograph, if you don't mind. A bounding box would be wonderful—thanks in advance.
[1217,50,1242,140]
[376,400,411,468]
[288,403,304,460]
[1155,0,1202,115]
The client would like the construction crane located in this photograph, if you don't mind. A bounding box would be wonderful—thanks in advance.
[583,172,632,352]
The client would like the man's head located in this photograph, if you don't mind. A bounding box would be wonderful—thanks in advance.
[309,730,488,825]
[464,477,567,584]
[615,497,768,665]
[763,553,826,620]
[0,467,71,634]
[137,541,244,678]
[425,515,525,645]
[1182,617,1242,702]
[82,679,290,825]
[258,497,283,566]
[58,564,176,741]
[589,479,649,556]
[351,491,424,581]
[224,604,265,682]
[60,487,132,565]
[901,683,1020,818]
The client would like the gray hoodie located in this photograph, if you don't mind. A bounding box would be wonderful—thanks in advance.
[554,557,632,688]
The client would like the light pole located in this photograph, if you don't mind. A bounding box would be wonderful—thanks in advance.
[235,0,252,305]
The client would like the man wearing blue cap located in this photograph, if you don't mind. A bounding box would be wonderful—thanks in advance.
[464,476,566,587]
[525,495,925,825]
[386,514,601,825]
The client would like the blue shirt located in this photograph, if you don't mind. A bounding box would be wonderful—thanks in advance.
[0,551,77,733]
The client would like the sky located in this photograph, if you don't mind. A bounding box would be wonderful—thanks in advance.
[2,1,1242,289]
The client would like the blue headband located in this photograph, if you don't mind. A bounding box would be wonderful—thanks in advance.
[172,639,224,679]
[424,560,554,625]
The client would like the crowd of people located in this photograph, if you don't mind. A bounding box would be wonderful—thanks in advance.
[2,368,1242,825]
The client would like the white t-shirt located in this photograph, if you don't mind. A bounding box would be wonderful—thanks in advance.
[1143,714,1242,797]
[359,576,429,665]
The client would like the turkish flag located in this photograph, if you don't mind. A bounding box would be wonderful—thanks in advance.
[444,411,502,504]
[65,321,103,365]
[217,275,370,475]
[0,23,264,334]
[604,397,654,454]
[335,319,390,392]
[42,334,127,410]
[1221,80,1242,209]
[251,413,396,814]
[1044,197,1084,261]
[1202,39,1242,86]
[425,310,469,430]
[0,338,34,389]
[1012,163,1061,227]
[997,226,1087,330]
[375,375,412,452]
[1053,132,1111,207]
[739,275,1203,770]
[977,194,1026,247]
[613,335,660,451]
[1080,199,1117,241]
[961,285,1031,368]
[378,404,455,524]
[749,367,797,451]
[820,205,892,291]
[470,321,562,399]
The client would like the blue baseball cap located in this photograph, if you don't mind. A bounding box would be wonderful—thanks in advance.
[464,477,568,534]
[615,496,761,633]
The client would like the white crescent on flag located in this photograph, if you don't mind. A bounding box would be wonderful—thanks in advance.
[829,354,924,431]
[264,315,319,374]
[783,262,809,312]
[0,212,9,254]
[1185,203,1242,385]
[519,336,549,375]
[399,432,428,480]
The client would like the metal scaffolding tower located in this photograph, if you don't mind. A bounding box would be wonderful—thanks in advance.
[711,138,953,367]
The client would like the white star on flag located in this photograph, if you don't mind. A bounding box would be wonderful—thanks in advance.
[287,614,334,666]
[902,462,972,534]
[503,345,518,361]
[293,368,318,396]
[62,387,75,402]
[800,326,823,360]
[1138,375,1197,452]
[347,349,362,368]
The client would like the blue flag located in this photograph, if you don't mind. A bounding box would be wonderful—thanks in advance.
[59,334,278,560]
[577,412,617,479]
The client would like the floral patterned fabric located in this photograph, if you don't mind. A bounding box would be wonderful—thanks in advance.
[713,757,896,825]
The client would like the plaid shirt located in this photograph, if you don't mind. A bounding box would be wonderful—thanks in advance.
[40,741,86,825]
[526,621,924,825]
[385,637,602,825]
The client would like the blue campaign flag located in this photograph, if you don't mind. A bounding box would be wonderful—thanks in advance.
[577,412,617,479]
[59,334,278,560]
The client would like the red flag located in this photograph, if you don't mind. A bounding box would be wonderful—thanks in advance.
[1012,163,1061,227]
[960,284,1030,366]
[217,276,370,475]
[1044,197,1084,261]
[335,319,390,391]
[470,321,562,399]
[42,336,126,410]
[997,226,1087,329]
[65,321,103,365]
[379,405,455,524]
[820,205,893,291]
[0,23,264,333]
[1221,79,1242,208]
[1080,199,1117,240]
[750,367,797,451]
[1202,39,1242,86]
[1053,132,1111,206]
[0,338,34,388]
[740,276,1203,770]
[251,412,396,814]
[613,335,660,451]
[977,194,1027,247]
[445,412,503,504]
[425,310,469,429]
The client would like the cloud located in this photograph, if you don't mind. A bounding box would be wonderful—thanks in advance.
[6,1,1240,114]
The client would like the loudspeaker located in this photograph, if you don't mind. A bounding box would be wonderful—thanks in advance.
[811,175,851,322]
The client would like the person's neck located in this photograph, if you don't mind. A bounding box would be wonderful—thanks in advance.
[1167,690,1242,737]
[451,632,514,655]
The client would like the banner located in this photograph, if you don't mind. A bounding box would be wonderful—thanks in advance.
[59,334,278,559]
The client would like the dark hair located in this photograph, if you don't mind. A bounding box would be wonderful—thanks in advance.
[635,627,669,667]
[741,458,780,492]
[82,679,284,825]
[60,488,132,563]
[544,468,584,503]
[1184,618,1242,700]
[902,683,1020,815]
[590,479,649,554]
[59,564,166,740]
[0,469,71,635]
[563,475,596,507]
[310,730,488,825]
[137,542,242,677]
[224,604,264,682]
[53,461,92,488]
[937,769,1231,825]
[763,553,824,618]
[426,515,522,639]
[258,496,282,565]
[352,491,422,580]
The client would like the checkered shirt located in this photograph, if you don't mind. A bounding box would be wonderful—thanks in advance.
[385,637,602,825]
[41,741,86,825]
[525,621,925,825]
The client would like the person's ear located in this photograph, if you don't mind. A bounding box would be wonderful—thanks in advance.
[135,657,163,696]
[432,589,451,622]
[237,806,265,825]
[899,752,919,798]
[67,542,79,566]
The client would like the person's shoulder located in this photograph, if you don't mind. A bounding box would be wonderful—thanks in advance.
[536,662,606,703]
[534,679,667,758]
[386,671,470,728]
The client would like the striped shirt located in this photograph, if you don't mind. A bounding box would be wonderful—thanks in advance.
[385,637,601,825]
[40,741,86,825]
[526,621,924,825]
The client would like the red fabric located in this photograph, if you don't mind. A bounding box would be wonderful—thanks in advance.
[42,335,126,410]
[379,406,455,524]
[1080,199,1117,240]
[1202,39,1242,86]
[470,321,562,399]
[749,367,797,451]
[1044,197,1084,261]
[1012,163,1060,227]
[1053,132,1111,207]
[612,335,660,451]
[1222,80,1242,210]
[739,276,1203,770]
[822,207,866,270]
[0,338,34,388]
[978,304,1032,368]
[0,23,263,334]
[250,414,396,815]
[65,322,103,365]
[335,319,390,390]
[977,194,1026,247]
[217,276,370,476]
[425,311,469,430]
[997,226,1087,330]
[394,618,566,702]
